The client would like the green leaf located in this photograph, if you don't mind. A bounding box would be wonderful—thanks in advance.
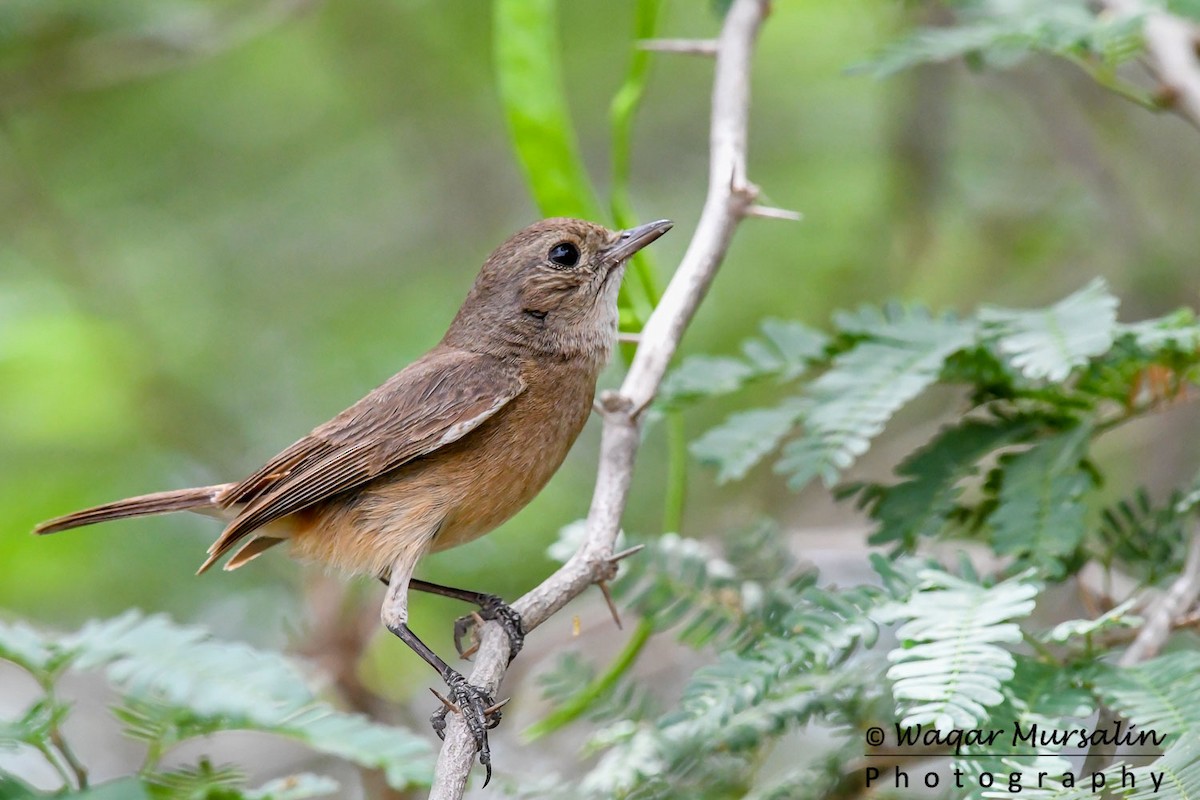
[0,774,43,800]
[953,657,1092,781]
[0,619,57,675]
[27,613,433,789]
[62,779,153,800]
[243,775,339,800]
[1093,652,1200,738]
[691,400,807,484]
[1097,488,1190,583]
[0,699,69,751]
[608,0,664,323]
[1121,308,1200,354]
[854,0,1145,78]
[987,425,1094,575]
[1130,738,1200,800]
[659,356,758,406]
[1168,0,1200,21]
[1041,597,1142,644]
[879,568,1038,731]
[742,319,829,379]
[660,319,827,407]
[493,0,599,220]
[981,278,1120,382]
[863,415,1037,548]
[145,758,243,800]
[776,309,976,490]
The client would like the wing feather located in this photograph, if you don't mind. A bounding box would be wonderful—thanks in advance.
[201,349,524,570]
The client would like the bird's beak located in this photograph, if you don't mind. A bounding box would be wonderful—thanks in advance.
[603,219,673,266]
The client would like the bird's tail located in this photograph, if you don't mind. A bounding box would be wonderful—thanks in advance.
[34,484,232,535]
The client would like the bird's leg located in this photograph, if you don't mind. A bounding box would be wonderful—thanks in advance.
[378,574,524,663]
[380,566,502,786]
[409,578,524,663]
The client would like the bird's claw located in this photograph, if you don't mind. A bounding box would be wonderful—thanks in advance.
[430,672,503,786]
[453,594,525,664]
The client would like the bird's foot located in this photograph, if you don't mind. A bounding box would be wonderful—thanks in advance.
[453,594,524,664]
[430,672,505,786]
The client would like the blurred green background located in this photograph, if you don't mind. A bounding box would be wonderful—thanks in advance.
[2,0,1199,706]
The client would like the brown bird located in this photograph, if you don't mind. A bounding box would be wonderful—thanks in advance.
[35,216,673,783]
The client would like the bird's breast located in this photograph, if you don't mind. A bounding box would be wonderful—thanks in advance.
[427,360,598,551]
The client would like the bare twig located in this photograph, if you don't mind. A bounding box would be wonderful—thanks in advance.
[638,38,719,56]
[426,1,773,796]
[1078,526,1200,774]
[1119,524,1200,666]
[1105,0,1200,129]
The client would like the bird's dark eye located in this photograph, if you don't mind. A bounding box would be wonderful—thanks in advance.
[548,241,580,268]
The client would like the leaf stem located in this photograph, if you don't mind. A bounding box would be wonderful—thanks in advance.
[31,670,89,790]
[664,411,688,533]
[522,617,655,741]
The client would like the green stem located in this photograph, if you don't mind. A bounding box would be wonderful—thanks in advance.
[49,726,89,790]
[610,0,665,327]
[522,618,655,741]
[34,741,76,791]
[664,411,688,533]
[33,671,88,790]
[1022,630,1062,665]
[1064,54,1160,111]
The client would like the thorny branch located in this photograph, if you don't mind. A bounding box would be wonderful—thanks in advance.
[1120,523,1200,667]
[1106,0,1200,129]
[426,0,777,796]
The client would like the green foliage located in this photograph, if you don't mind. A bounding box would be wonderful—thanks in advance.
[853,415,1036,549]
[682,280,1200,586]
[1041,597,1141,645]
[690,402,806,484]
[986,425,1094,576]
[857,0,1145,80]
[980,279,1120,382]
[0,612,433,797]
[660,319,828,407]
[1093,651,1200,738]
[879,568,1038,730]
[1097,487,1192,584]
[778,308,976,490]
[603,278,1200,800]
[492,0,600,221]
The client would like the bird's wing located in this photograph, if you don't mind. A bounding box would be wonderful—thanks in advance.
[201,349,524,570]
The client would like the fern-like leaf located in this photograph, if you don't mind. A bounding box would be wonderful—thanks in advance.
[1093,651,1200,738]
[1041,597,1142,644]
[144,758,243,800]
[690,400,806,484]
[879,568,1038,731]
[659,319,827,407]
[986,425,1094,576]
[855,0,1145,78]
[776,308,976,490]
[8,612,434,790]
[859,415,1036,549]
[1097,488,1190,583]
[980,278,1120,382]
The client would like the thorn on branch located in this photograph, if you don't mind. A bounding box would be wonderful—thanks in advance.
[745,204,803,221]
[611,543,646,564]
[598,580,624,630]
[638,38,719,56]
[430,687,461,715]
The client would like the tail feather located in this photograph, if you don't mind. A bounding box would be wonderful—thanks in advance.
[35,484,231,535]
